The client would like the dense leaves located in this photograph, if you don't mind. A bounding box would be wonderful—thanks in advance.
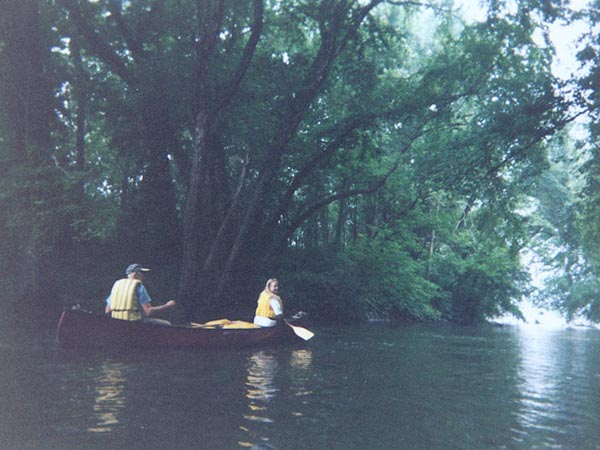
[0,0,586,324]
[527,1,600,322]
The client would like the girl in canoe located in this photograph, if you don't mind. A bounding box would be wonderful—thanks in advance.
[253,278,284,327]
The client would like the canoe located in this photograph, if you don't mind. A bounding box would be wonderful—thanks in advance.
[56,308,303,350]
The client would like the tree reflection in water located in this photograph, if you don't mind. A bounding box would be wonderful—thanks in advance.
[88,362,127,433]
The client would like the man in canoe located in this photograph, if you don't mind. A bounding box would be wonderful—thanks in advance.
[105,263,176,324]
[253,278,284,327]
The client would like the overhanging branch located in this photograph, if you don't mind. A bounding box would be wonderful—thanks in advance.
[60,0,136,86]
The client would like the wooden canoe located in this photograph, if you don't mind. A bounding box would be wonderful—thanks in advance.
[56,308,302,350]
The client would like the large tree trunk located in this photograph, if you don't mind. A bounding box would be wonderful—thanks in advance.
[137,93,183,269]
[179,110,224,311]
[178,0,264,316]
[1,0,59,316]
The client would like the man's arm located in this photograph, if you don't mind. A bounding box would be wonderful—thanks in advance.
[141,300,176,317]
[137,284,176,316]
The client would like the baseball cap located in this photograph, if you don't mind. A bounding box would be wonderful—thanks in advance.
[126,263,151,275]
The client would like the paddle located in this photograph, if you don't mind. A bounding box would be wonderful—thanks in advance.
[285,320,315,341]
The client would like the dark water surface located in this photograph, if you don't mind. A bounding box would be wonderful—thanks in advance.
[1,320,600,449]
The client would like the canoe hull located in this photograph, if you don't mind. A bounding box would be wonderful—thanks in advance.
[56,309,299,350]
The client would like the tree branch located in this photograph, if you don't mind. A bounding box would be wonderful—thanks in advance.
[217,0,264,112]
[282,126,425,243]
[269,116,370,228]
[194,0,225,60]
[60,0,136,86]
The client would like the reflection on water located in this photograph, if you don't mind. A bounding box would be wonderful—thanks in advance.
[3,322,600,449]
[88,362,127,433]
[289,349,314,406]
[513,326,600,448]
[514,327,562,446]
[245,351,278,422]
[240,349,313,448]
[240,351,279,448]
[516,328,560,421]
[290,349,313,370]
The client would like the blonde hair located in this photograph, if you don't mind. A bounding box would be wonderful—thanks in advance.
[265,278,279,294]
[264,278,281,300]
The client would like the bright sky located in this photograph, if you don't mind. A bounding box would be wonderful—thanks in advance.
[545,0,590,79]
[454,0,591,80]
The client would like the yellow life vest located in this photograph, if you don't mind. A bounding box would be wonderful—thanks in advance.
[255,290,284,319]
[109,278,142,321]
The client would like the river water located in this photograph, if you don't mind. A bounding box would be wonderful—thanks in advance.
[1,319,600,449]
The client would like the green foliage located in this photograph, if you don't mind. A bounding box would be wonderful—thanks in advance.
[430,231,529,324]
[550,2,600,321]
[0,0,581,324]
[276,237,440,322]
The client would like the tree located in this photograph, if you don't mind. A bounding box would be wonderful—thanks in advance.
[0,0,576,324]
[541,0,600,321]
[60,0,183,272]
[0,0,64,316]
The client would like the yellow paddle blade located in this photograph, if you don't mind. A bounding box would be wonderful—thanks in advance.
[286,321,315,341]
